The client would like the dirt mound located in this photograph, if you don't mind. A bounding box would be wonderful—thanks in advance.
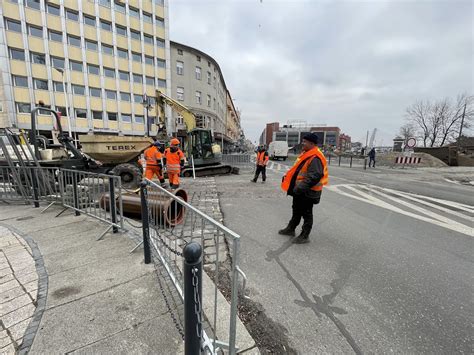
[377,152,447,168]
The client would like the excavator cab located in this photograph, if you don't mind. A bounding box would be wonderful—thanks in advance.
[188,129,220,166]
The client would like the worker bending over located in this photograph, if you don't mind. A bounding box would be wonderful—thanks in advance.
[251,145,269,183]
[140,141,166,186]
[164,138,185,189]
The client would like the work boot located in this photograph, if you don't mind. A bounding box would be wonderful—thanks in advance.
[278,227,295,237]
[250,179,256,183]
[292,232,310,244]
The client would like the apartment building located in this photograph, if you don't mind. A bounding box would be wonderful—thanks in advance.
[170,41,240,149]
[0,0,171,138]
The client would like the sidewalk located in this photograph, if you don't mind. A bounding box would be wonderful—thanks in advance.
[0,203,182,354]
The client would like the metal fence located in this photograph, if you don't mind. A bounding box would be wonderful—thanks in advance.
[141,178,246,354]
[222,154,252,165]
[326,154,368,169]
[0,166,123,237]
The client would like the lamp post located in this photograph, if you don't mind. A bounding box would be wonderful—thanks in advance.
[143,94,152,137]
[53,67,73,142]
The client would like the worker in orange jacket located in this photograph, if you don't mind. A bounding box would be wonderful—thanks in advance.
[164,138,185,189]
[139,141,166,186]
[251,145,269,183]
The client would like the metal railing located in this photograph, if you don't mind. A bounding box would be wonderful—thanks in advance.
[222,154,252,165]
[326,154,368,169]
[141,178,245,354]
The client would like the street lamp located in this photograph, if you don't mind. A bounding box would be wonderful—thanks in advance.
[53,67,73,142]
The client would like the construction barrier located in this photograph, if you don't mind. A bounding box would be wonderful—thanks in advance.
[395,156,422,164]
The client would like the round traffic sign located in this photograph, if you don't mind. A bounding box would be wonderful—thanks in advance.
[406,138,417,148]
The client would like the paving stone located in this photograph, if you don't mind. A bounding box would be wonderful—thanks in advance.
[16,272,38,285]
[24,280,39,294]
[9,317,32,342]
[0,267,12,278]
[0,336,11,348]
[2,303,35,328]
[0,294,32,317]
[0,274,14,285]
[1,279,20,293]
[0,286,25,304]
[0,343,15,354]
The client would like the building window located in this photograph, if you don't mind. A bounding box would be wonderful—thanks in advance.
[9,48,25,61]
[158,79,166,88]
[100,20,112,31]
[177,87,184,101]
[106,90,116,100]
[25,0,40,10]
[104,67,115,78]
[90,87,101,97]
[135,115,144,123]
[207,95,211,107]
[13,76,28,87]
[196,55,201,62]
[207,71,211,85]
[114,1,125,13]
[84,15,95,26]
[68,35,81,47]
[156,38,165,48]
[195,67,201,80]
[92,111,103,120]
[119,71,129,81]
[31,52,45,65]
[116,25,127,36]
[155,16,164,27]
[69,60,83,72]
[145,56,154,65]
[47,4,60,16]
[102,44,114,55]
[72,85,85,95]
[133,74,142,84]
[144,34,153,44]
[75,109,87,119]
[99,0,111,7]
[177,49,183,55]
[120,92,131,101]
[129,7,140,18]
[53,81,64,92]
[34,79,48,90]
[132,52,142,62]
[145,77,154,86]
[121,114,131,122]
[16,102,31,113]
[176,61,184,75]
[56,106,67,116]
[87,64,100,75]
[117,48,128,59]
[143,12,152,23]
[49,30,63,42]
[130,30,141,41]
[66,9,79,21]
[28,25,43,38]
[154,0,164,5]
[85,40,98,51]
[6,19,22,32]
[195,91,202,105]
[157,59,165,68]
[133,94,143,104]
[51,56,64,69]
[107,112,117,121]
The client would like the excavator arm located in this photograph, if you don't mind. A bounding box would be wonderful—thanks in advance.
[156,90,196,133]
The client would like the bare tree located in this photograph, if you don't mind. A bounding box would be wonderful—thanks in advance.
[405,100,431,147]
[399,123,415,143]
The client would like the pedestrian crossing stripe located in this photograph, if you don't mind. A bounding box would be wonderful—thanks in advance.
[326,184,474,237]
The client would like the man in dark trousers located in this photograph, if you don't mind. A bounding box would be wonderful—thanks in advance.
[251,145,269,183]
[279,133,328,244]
[368,148,376,168]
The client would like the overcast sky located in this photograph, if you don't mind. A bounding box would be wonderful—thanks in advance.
[169,0,473,145]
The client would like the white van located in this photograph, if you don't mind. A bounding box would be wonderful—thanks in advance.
[268,141,288,161]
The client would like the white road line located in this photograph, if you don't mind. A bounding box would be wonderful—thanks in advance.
[378,187,474,222]
[400,191,474,213]
[327,184,473,237]
[277,164,281,171]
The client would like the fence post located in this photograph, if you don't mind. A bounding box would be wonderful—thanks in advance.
[72,173,80,216]
[109,177,118,233]
[31,168,40,208]
[183,242,203,355]
[364,157,367,170]
[338,155,341,166]
[140,181,151,264]
[350,156,353,168]
[328,154,331,165]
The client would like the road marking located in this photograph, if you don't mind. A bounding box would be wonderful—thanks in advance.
[326,184,474,237]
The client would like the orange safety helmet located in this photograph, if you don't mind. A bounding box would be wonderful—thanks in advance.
[170,138,180,146]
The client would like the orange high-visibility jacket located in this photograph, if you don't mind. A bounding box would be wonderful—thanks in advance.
[141,146,163,167]
[256,151,269,166]
[281,147,328,192]
[164,147,185,173]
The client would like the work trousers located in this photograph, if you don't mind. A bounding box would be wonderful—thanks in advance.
[168,172,180,187]
[369,157,375,168]
[253,165,266,182]
[288,195,314,235]
[145,166,164,182]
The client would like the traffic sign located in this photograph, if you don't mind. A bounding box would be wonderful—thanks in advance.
[406,138,417,148]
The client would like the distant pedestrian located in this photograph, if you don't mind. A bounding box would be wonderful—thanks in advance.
[368,148,376,168]
[164,138,185,189]
[251,145,269,183]
[279,133,328,244]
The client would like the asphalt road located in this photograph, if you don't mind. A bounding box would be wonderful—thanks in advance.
[216,162,473,354]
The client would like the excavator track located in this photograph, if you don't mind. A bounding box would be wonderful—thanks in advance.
[181,164,233,178]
